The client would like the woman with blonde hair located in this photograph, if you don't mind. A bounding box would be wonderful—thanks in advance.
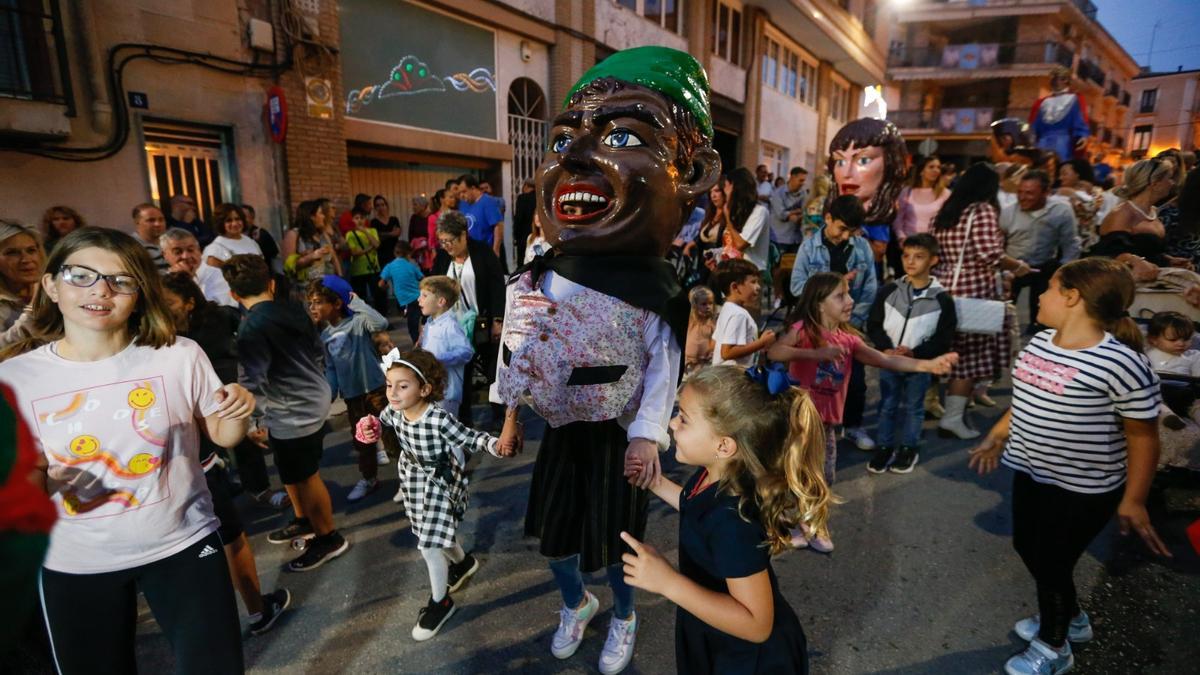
[0,221,45,349]
[1092,157,1193,282]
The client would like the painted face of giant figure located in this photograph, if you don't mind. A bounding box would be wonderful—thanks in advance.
[536,47,722,257]
[826,118,908,224]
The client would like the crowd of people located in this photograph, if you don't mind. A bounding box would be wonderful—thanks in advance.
[0,141,1195,675]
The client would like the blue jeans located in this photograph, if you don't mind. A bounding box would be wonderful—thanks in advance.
[876,370,931,448]
[548,554,634,620]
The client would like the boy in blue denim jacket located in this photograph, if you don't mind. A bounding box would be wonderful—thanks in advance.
[788,195,879,450]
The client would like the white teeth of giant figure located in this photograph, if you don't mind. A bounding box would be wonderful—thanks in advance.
[557,192,609,216]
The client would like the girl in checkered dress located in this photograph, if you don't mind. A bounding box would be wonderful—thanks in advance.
[356,348,505,642]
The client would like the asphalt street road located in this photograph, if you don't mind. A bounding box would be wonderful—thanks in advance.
[119,360,1199,675]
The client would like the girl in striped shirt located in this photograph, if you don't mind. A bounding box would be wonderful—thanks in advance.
[969,258,1173,675]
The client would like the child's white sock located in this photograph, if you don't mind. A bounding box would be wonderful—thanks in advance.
[421,548,450,601]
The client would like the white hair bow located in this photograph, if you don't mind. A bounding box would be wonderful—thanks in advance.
[381,348,426,382]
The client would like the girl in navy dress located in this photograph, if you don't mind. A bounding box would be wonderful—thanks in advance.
[621,365,832,674]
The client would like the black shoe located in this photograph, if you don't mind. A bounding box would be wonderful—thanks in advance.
[447,553,479,593]
[867,446,894,474]
[411,595,456,641]
[267,518,314,545]
[248,588,292,636]
[890,446,919,473]
[287,531,349,572]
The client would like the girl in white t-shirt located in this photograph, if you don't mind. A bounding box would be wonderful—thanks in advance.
[204,203,263,269]
[0,227,255,674]
[969,258,1172,675]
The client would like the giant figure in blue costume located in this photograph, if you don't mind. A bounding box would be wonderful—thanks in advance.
[1029,65,1090,162]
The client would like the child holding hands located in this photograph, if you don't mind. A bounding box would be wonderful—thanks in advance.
[355,348,508,641]
[621,365,830,674]
[768,272,956,549]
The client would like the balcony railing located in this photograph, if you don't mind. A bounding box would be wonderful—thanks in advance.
[1076,58,1105,87]
[888,41,1073,71]
[888,107,1031,133]
[923,0,1097,20]
[0,0,72,111]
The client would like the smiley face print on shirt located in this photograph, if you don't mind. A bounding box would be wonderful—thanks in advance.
[34,377,172,518]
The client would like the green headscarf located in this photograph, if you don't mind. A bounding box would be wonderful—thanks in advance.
[565,46,713,138]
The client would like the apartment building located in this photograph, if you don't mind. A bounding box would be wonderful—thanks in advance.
[885,0,1139,164]
[1126,68,1200,159]
[0,0,887,262]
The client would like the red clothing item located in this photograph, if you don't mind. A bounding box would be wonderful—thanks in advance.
[337,210,356,235]
[786,322,863,425]
[0,382,56,534]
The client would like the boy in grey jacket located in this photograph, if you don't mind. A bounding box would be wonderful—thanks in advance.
[865,234,957,474]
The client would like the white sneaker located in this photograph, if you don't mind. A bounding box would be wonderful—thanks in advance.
[393,489,404,504]
[376,449,390,466]
[1014,611,1094,643]
[550,591,599,659]
[598,612,637,675]
[845,428,876,450]
[346,478,377,502]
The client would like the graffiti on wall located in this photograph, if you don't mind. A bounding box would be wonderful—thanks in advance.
[346,55,496,114]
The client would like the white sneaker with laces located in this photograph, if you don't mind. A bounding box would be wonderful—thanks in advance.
[550,591,599,659]
[1004,637,1073,675]
[1014,611,1093,643]
[347,478,377,502]
[845,428,876,450]
[376,449,390,466]
[598,612,637,674]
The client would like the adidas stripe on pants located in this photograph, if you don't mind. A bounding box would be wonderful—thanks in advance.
[40,531,244,675]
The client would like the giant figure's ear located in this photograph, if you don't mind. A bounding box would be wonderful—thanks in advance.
[677,146,723,202]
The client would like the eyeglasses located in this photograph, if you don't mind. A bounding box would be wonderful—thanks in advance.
[58,264,139,295]
[437,237,459,247]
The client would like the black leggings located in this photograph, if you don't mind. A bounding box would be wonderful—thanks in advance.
[1011,470,1122,646]
[40,531,243,675]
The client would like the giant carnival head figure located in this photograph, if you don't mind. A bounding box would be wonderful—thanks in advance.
[989,117,1038,164]
[825,118,908,225]
[1049,65,1072,92]
[536,46,722,257]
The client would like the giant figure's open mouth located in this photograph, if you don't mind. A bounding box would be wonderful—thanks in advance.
[554,182,614,223]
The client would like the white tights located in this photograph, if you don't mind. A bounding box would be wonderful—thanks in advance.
[420,539,466,601]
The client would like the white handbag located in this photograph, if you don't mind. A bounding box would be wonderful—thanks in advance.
[950,208,1006,335]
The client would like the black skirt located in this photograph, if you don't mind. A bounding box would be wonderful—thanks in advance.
[524,419,648,572]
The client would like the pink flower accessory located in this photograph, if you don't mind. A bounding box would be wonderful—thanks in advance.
[355,414,382,444]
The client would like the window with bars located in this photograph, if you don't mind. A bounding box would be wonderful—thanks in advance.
[712,0,743,65]
[761,34,818,108]
[615,0,683,34]
[0,0,72,110]
[142,121,234,225]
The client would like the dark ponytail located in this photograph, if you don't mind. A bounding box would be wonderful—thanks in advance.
[1055,258,1143,351]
